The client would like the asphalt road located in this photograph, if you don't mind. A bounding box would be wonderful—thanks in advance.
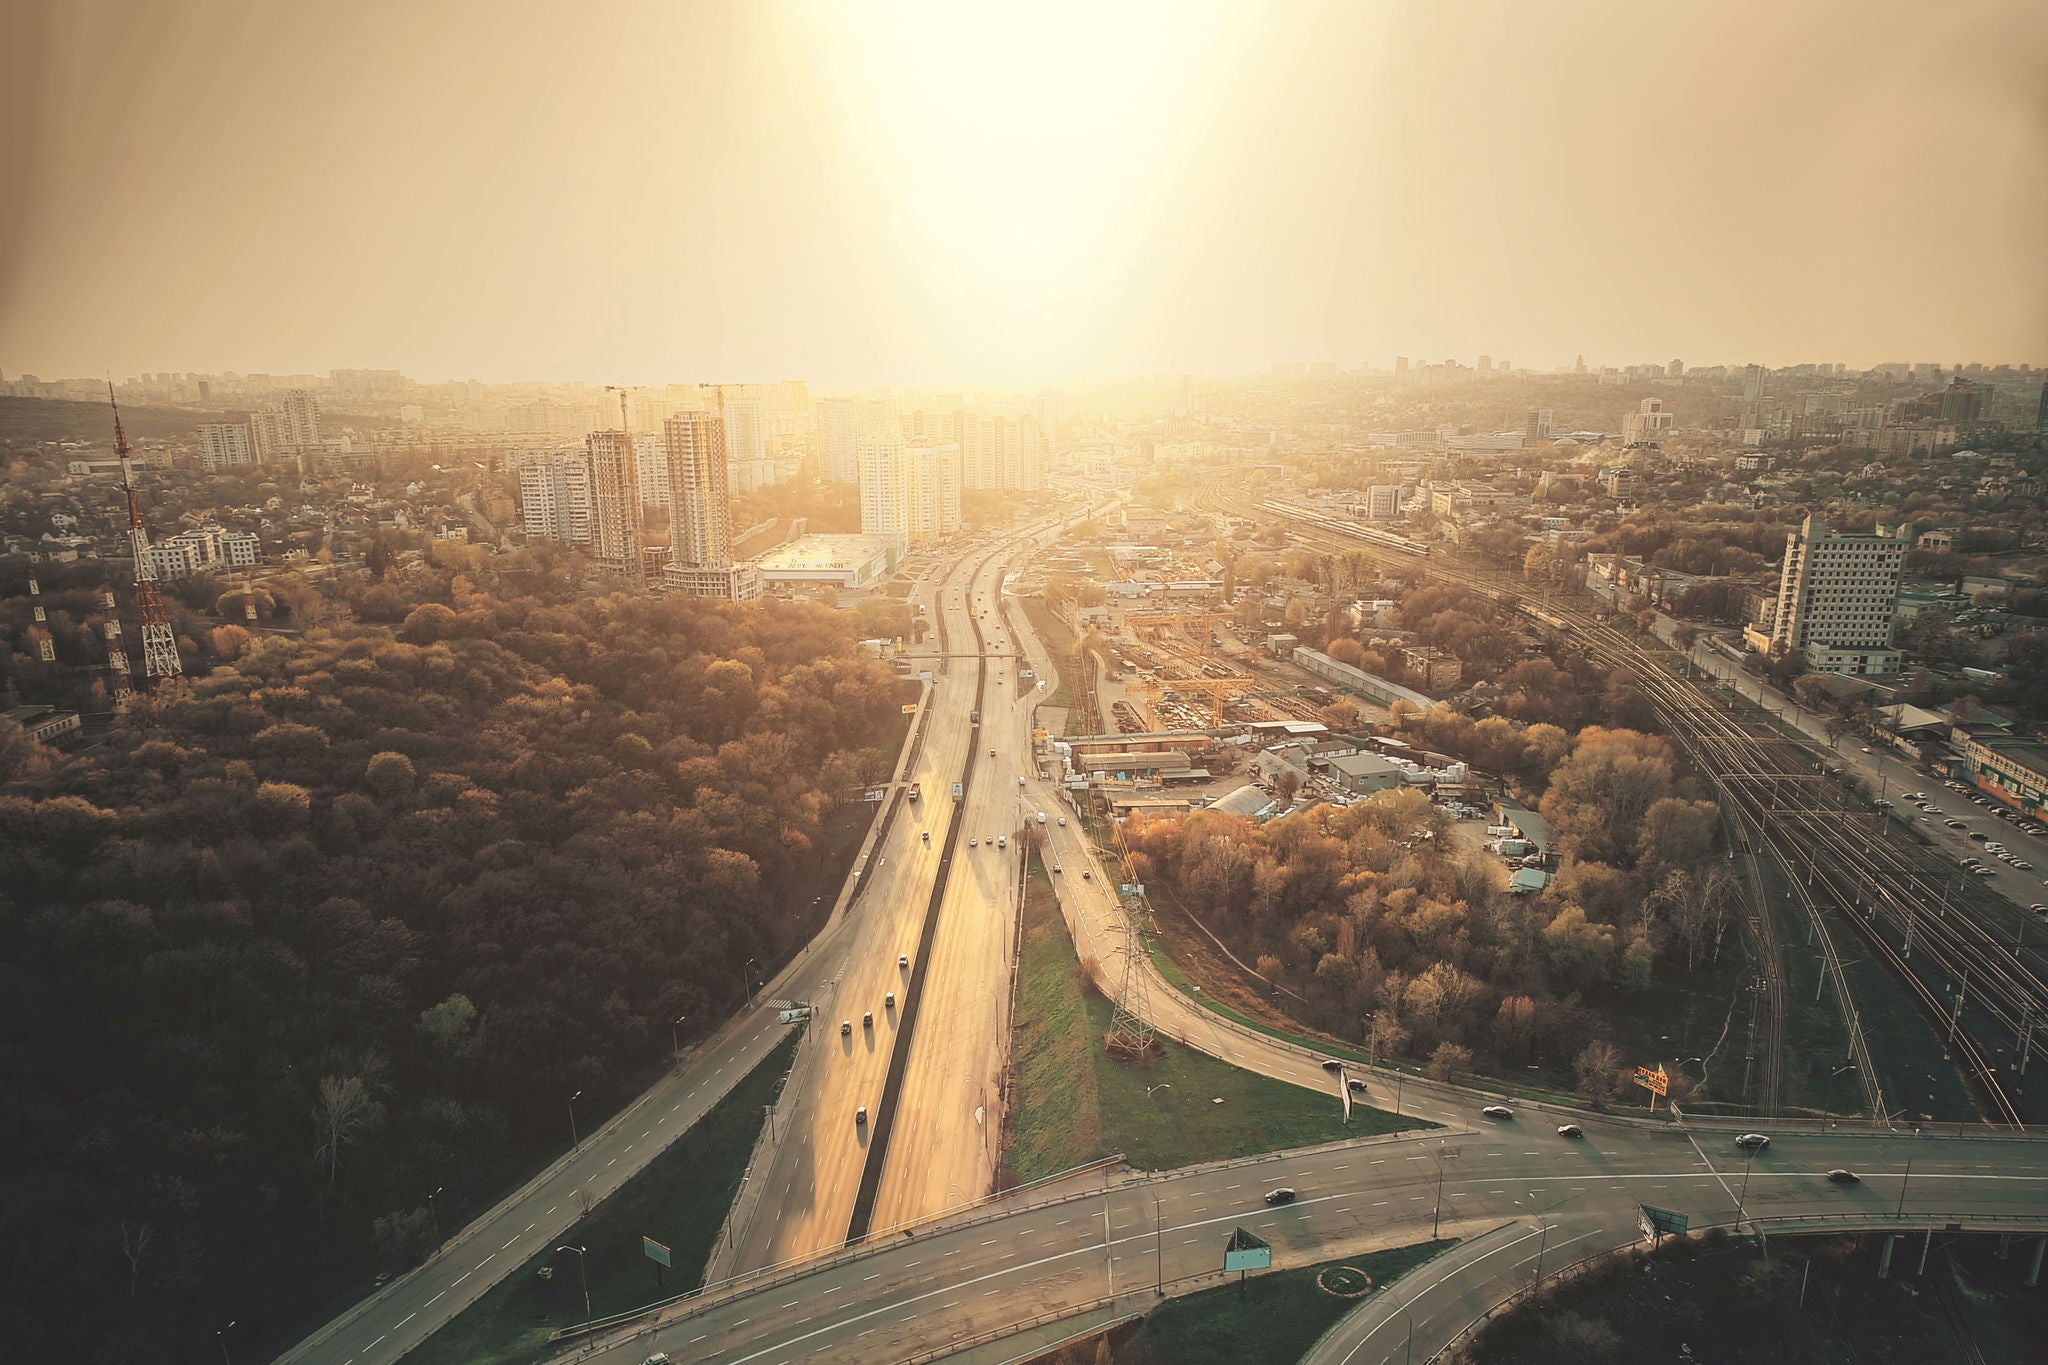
[583,1116,2048,1365]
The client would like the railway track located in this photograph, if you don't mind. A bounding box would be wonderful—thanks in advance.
[1232,487,2038,1127]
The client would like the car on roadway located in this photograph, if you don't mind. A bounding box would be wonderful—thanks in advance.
[1053,863,1063,873]
[969,837,978,847]
[841,1019,852,1036]
[922,830,930,842]
[1735,1132,1771,1150]
[855,1106,867,1126]
[1826,1169,1859,1184]
[1347,1078,1370,1094]
[998,835,1007,848]
[1263,1188,1297,1205]
[644,1353,670,1365]
[1557,1123,1584,1138]
[863,1011,874,1028]
[2031,904,2048,915]
[991,748,997,758]
[885,991,896,1009]
[1947,819,1969,829]
[1081,869,1093,880]
[1481,1105,1514,1119]
[1319,1058,1344,1073]
[1059,816,1068,826]
[899,953,910,968]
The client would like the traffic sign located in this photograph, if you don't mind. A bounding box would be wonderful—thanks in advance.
[643,1236,671,1268]
[865,788,888,802]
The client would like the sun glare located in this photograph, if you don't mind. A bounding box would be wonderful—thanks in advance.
[808,1,1235,329]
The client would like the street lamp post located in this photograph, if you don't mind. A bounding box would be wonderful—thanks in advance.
[568,1090,583,1151]
[1432,1142,1453,1238]
[427,1185,443,1242]
[555,1244,591,1320]
[217,1320,236,1365]
[1821,1062,1858,1129]
[671,1015,687,1069]
[1897,1153,1914,1218]
[745,958,761,1010]
[1154,1194,1165,1296]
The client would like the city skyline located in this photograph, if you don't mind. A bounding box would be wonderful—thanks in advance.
[4,0,2044,385]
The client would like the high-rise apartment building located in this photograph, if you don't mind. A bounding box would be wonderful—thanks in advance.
[664,411,760,601]
[817,397,861,483]
[1761,515,1907,675]
[858,435,961,543]
[585,430,646,589]
[720,395,773,493]
[198,422,253,472]
[1742,364,1767,402]
[280,389,321,446]
[1364,485,1404,520]
[959,413,1045,491]
[1525,409,1553,440]
[519,453,594,545]
[635,434,669,507]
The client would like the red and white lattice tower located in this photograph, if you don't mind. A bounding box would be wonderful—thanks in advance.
[109,387,183,686]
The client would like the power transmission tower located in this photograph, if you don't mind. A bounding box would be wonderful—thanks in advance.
[1105,909,1156,1062]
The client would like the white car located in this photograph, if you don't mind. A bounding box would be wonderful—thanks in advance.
[969,837,977,847]
[1481,1105,1514,1119]
[1058,816,1068,827]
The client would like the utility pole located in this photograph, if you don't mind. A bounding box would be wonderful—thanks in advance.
[1155,1195,1165,1295]
[1896,1154,1913,1219]
[1949,972,1969,1046]
[568,1090,583,1150]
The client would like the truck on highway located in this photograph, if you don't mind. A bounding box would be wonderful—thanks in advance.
[970,709,981,727]
[952,781,965,800]
[907,782,921,802]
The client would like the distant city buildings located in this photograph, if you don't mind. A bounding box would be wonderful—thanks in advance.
[141,524,260,579]
[958,412,1046,492]
[1364,485,1404,520]
[816,396,861,484]
[1621,397,1673,445]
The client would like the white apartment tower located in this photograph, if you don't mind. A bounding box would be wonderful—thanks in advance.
[1764,514,1907,675]
[859,435,961,543]
[198,422,253,472]
[1364,485,1403,520]
[519,453,594,545]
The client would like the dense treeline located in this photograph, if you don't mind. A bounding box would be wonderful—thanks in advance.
[1127,725,1730,1095]
[0,566,903,1362]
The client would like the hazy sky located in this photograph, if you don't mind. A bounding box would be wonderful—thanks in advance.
[3,0,2045,385]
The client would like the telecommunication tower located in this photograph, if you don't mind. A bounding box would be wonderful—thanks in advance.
[109,387,183,687]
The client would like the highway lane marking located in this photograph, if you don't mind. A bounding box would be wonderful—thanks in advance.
[1373,1201,1389,1207]
[368,1336,386,1349]
[782,1300,801,1308]
[500,1237,517,1249]
[864,1274,880,1281]
[426,1291,444,1305]
[454,1271,469,1285]
[544,1205,557,1215]
[522,1223,534,1232]
[397,1312,415,1328]
[477,1254,495,1267]
[692,1334,708,1343]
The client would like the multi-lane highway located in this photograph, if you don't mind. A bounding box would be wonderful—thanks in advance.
[276,516,1072,1363]
[575,1112,2048,1365]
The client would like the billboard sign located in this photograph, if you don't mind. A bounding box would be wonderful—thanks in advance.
[865,788,889,803]
[643,1236,672,1268]
[1638,1204,1688,1241]
[1632,1064,1669,1096]
[1224,1226,1272,1272]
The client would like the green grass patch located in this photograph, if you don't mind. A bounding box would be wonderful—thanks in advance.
[1003,862,1429,1185]
[1119,1240,1456,1365]
[405,1031,803,1365]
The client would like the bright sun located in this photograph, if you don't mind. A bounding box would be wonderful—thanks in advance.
[807,1,1237,333]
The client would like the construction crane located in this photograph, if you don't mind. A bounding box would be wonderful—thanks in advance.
[110,387,182,692]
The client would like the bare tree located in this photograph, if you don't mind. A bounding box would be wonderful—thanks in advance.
[311,1075,384,1195]
[117,1220,154,1300]
[1575,1041,1625,1109]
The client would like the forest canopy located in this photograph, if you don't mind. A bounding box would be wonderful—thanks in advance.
[0,563,904,1363]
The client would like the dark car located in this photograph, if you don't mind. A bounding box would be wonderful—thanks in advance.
[1735,1133,1772,1151]
[1263,1187,1297,1205]
[1320,1059,1344,1074]
[1826,1169,1859,1184]
[1557,1123,1584,1138]
[1347,1078,1370,1094]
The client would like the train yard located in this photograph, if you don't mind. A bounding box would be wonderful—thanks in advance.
[1236,486,2045,1130]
